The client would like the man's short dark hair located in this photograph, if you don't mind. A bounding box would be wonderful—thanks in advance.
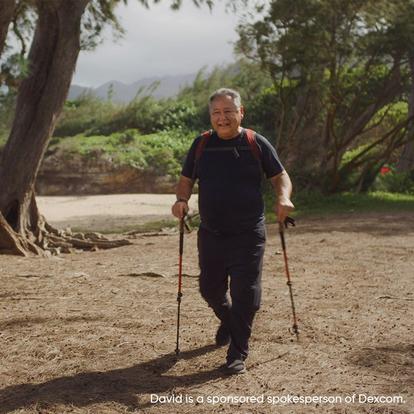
[209,88,242,108]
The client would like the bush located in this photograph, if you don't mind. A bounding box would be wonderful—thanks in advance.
[373,168,414,194]
[54,94,118,137]
[158,100,200,131]
[77,97,202,137]
[49,128,197,177]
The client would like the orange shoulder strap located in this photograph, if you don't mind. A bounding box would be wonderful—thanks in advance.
[195,130,212,161]
[244,128,261,161]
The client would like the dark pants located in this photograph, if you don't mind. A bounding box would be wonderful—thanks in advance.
[198,225,265,362]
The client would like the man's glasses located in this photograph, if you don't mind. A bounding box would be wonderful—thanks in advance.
[210,109,240,118]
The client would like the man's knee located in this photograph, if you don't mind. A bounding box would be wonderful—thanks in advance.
[199,277,213,302]
[231,283,262,312]
[199,275,227,307]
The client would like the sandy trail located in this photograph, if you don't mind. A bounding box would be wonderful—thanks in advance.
[37,194,199,232]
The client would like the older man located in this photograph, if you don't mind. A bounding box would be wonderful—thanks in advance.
[172,88,294,374]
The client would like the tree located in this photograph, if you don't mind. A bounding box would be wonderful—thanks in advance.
[0,0,214,256]
[0,0,133,255]
[393,3,414,172]
[396,54,414,172]
[0,0,109,255]
[236,0,414,192]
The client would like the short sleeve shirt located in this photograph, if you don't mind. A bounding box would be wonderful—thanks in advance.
[182,129,284,234]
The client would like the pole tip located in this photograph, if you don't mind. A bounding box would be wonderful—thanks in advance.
[293,325,299,342]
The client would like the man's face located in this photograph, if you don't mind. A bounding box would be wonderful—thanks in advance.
[209,95,244,139]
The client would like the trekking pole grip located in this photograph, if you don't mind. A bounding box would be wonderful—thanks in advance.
[278,221,286,250]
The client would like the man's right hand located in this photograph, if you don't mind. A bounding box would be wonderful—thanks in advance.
[171,200,189,219]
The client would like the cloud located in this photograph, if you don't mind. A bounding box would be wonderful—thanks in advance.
[73,1,240,87]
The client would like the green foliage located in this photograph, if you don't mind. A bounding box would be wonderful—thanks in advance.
[177,60,274,132]
[0,53,30,87]
[50,128,196,177]
[54,94,118,137]
[49,56,413,195]
[373,169,414,194]
[91,95,164,135]
[370,101,408,125]
[55,61,273,141]
[58,94,200,137]
[337,98,411,193]
[158,100,199,131]
[81,0,126,50]
[245,86,280,145]
[49,61,278,185]
[236,0,414,192]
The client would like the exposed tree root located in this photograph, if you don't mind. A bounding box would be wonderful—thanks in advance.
[0,211,132,256]
[0,213,37,256]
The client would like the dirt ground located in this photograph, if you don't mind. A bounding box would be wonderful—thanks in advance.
[0,208,413,413]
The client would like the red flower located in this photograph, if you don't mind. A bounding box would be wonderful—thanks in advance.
[380,166,391,175]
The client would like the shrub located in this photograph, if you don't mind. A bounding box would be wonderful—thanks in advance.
[48,128,197,178]
[54,94,117,137]
[373,168,414,194]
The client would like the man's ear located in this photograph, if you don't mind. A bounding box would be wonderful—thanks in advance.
[240,105,245,118]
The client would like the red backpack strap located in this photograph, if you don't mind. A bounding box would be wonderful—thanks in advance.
[244,128,261,161]
[192,129,212,179]
[195,129,212,161]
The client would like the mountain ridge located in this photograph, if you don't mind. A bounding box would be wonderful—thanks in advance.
[68,73,197,102]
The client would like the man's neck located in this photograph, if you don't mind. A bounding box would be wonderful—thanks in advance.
[217,127,243,140]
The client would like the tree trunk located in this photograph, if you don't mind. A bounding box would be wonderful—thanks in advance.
[0,0,15,57]
[0,0,131,255]
[396,55,414,172]
[0,0,88,227]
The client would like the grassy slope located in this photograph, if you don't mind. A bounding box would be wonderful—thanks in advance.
[265,191,414,222]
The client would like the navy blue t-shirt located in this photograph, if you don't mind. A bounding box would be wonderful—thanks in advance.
[182,129,284,234]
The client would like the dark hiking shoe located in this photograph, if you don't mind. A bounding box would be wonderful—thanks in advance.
[225,359,246,375]
[215,324,230,347]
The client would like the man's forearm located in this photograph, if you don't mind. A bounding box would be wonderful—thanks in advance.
[176,175,194,201]
[271,170,293,200]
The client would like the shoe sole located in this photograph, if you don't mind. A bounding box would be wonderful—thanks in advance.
[224,367,246,375]
[221,361,247,375]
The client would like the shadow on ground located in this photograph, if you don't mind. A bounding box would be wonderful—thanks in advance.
[349,343,414,387]
[0,345,224,412]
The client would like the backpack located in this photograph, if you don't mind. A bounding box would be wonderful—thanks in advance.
[192,128,262,179]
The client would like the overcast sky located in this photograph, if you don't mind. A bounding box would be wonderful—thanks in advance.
[72,1,241,87]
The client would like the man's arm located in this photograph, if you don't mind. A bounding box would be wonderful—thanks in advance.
[270,170,295,223]
[171,175,195,218]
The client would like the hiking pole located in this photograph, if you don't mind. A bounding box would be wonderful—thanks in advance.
[278,217,299,341]
[175,216,185,355]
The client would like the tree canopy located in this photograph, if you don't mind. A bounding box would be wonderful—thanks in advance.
[236,0,414,191]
